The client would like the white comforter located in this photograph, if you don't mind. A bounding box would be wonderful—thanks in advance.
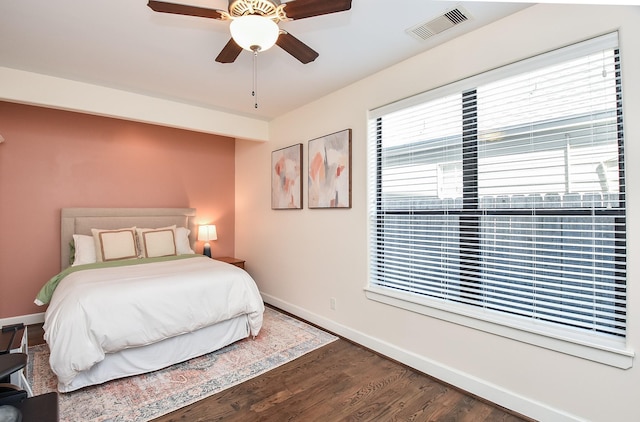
[43,256,264,390]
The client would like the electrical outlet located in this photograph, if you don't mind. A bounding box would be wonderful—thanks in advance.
[330,297,336,310]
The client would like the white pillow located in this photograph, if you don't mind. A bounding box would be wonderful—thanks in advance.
[92,227,138,262]
[176,227,195,255]
[137,226,177,258]
[136,226,193,255]
[72,234,97,266]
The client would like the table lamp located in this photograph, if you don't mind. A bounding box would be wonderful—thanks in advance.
[197,224,217,258]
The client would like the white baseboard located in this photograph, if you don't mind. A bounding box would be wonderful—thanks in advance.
[0,312,45,328]
[2,295,583,420]
[261,293,584,422]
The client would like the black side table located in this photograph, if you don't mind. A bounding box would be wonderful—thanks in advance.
[0,354,26,384]
[12,392,59,422]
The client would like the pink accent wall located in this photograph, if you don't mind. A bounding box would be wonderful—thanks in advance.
[0,101,236,318]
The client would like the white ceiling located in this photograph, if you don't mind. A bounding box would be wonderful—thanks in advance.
[0,1,531,120]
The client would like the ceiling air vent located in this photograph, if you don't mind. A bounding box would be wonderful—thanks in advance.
[406,6,471,41]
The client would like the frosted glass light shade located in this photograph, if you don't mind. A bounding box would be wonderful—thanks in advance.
[230,15,279,52]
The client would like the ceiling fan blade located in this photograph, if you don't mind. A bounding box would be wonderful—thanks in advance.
[276,31,319,64]
[147,0,225,20]
[282,0,352,20]
[215,38,243,63]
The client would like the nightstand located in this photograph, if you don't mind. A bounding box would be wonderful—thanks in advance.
[214,256,245,270]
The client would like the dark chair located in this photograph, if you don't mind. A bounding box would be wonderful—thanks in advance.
[0,325,59,421]
[0,324,29,406]
[0,353,28,406]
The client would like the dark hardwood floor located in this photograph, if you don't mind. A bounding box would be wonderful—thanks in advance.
[28,315,534,422]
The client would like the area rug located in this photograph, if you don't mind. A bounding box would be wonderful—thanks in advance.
[27,307,338,422]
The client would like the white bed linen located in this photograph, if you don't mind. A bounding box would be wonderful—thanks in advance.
[43,256,264,391]
[64,315,249,392]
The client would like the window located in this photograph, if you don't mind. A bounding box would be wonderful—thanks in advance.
[367,33,629,366]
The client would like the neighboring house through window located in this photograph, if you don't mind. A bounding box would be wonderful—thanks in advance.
[367,32,630,368]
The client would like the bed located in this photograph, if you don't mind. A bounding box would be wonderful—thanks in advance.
[35,208,264,393]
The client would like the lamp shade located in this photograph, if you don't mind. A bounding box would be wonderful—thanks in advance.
[197,225,218,242]
[230,15,279,52]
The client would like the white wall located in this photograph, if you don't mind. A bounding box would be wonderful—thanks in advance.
[0,67,270,142]
[236,4,640,422]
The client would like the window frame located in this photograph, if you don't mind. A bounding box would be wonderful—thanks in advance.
[366,32,633,368]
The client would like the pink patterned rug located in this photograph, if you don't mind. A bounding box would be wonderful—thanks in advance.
[27,307,338,421]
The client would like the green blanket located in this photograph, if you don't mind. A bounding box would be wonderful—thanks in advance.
[35,254,203,306]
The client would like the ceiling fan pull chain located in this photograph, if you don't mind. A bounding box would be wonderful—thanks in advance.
[253,50,258,109]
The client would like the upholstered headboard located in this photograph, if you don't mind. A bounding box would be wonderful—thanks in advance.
[60,208,197,270]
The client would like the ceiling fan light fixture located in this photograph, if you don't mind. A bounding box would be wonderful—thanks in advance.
[230,15,279,52]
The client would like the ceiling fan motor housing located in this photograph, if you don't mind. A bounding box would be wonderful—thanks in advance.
[229,0,280,17]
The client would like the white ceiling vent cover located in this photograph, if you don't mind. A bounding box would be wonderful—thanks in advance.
[407,7,471,41]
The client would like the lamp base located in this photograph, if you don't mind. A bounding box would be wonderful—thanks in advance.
[203,243,211,258]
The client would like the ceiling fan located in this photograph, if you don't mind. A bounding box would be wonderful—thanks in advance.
[147,0,353,64]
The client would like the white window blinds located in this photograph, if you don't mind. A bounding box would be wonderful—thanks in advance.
[368,33,626,341]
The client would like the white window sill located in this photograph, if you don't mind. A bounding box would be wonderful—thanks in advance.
[365,286,634,369]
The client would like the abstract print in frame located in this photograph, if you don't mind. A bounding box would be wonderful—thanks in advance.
[271,143,303,209]
[308,129,352,209]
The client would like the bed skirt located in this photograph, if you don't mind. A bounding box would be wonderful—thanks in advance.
[60,315,250,392]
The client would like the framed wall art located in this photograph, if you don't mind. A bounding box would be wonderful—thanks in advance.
[308,129,352,209]
[271,143,303,210]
